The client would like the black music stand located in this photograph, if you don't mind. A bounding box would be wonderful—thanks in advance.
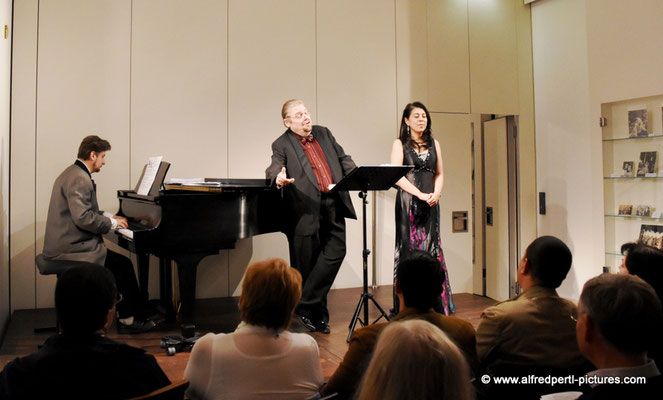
[333,165,412,342]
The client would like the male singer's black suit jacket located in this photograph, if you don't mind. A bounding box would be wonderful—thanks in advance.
[266,125,357,237]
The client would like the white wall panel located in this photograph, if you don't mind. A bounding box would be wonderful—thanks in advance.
[427,0,470,113]
[132,0,229,298]
[9,0,38,311]
[35,0,132,307]
[317,0,397,289]
[226,0,314,296]
[432,113,474,294]
[1,0,12,327]
[132,0,227,181]
[468,0,520,115]
[532,0,594,299]
[396,0,428,112]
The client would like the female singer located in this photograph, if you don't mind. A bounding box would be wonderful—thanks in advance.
[390,102,454,315]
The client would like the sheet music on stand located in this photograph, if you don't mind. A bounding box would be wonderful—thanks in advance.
[137,156,163,195]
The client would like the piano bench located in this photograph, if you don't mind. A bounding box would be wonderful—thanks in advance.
[35,254,90,276]
[34,254,93,334]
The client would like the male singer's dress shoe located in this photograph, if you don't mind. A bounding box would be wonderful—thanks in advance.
[313,320,330,334]
[117,319,156,334]
[297,314,317,332]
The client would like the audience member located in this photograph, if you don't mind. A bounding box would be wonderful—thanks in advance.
[322,250,478,399]
[575,273,663,399]
[619,242,663,368]
[355,319,473,400]
[476,236,588,397]
[0,263,170,399]
[619,242,663,300]
[184,258,323,400]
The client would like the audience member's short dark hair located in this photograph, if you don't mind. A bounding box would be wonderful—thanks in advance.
[622,242,663,301]
[525,236,572,288]
[396,250,445,310]
[579,273,663,355]
[77,135,111,160]
[55,263,117,335]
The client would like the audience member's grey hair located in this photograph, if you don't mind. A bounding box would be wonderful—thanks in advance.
[356,320,472,400]
[579,273,662,356]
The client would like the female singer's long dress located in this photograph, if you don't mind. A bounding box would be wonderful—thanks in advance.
[394,140,455,315]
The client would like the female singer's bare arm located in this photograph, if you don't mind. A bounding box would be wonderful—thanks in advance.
[428,139,444,207]
[390,139,431,202]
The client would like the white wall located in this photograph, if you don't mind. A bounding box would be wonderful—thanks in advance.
[532,0,593,299]
[0,0,11,338]
[10,0,531,310]
[532,0,663,299]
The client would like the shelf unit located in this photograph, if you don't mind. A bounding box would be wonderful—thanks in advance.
[602,94,663,271]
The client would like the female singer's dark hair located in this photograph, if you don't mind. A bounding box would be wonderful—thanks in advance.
[398,102,433,150]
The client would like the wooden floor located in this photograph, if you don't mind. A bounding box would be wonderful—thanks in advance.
[0,286,496,381]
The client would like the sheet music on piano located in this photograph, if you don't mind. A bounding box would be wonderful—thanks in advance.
[136,156,164,195]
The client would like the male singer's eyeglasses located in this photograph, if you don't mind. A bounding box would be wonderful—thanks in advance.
[287,110,310,120]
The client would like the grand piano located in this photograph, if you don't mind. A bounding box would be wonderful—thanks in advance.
[103,163,282,327]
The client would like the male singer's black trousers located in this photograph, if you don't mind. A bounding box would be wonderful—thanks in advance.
[288,193,347,324]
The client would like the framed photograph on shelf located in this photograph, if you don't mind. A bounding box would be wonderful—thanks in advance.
[635,205,654,217]
[639,224,663,249]
[618,205,633,215]
[622,161,635,177]
[636,151,657,176]
[628,107,648,137]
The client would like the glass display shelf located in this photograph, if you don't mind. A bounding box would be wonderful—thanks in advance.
[604,214,663,221]
[603,176,663,180]
[603,133,663,142]
[605,252,623,257]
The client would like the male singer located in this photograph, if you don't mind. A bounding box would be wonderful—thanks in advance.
[266,99,357,334]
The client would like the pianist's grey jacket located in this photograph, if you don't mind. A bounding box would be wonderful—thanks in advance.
[42,160,111,265]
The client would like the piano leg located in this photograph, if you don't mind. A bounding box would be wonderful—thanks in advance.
[174,253,213,327]
[159,258,176,322]
[137,253,150,302]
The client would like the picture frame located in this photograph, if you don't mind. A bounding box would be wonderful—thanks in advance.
[628,108,648,137]
[639,224,663,249]
[635,205,654,217]
[618,205,633,215]
[636,151,657,176]
[622,161,635,177]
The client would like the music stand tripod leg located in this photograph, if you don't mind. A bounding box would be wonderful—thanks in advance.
[346,190,390,343]
[347,294,366,343]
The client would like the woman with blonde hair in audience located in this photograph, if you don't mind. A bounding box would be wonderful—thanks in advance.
[356,319,473,400]
[184,258,323,399]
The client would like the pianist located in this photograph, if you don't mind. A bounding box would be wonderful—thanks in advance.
[42,135,154,334]
[266,99,357,334]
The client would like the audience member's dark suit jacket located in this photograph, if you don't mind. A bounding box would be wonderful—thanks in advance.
[322,307,479,399]
[42,160,111,265]
[0,333,170,399]
[265,125,356,237]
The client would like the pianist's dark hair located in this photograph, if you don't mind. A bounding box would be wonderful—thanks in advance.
[56,263,117,335]
[239,258,302,330]
[78,135,111,160]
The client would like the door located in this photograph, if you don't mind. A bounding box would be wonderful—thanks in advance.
[483,116,519,301]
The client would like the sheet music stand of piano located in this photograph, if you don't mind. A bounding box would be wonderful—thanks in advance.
[104,165,283,329]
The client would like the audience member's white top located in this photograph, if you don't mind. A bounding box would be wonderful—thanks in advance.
[184,322,324,400]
